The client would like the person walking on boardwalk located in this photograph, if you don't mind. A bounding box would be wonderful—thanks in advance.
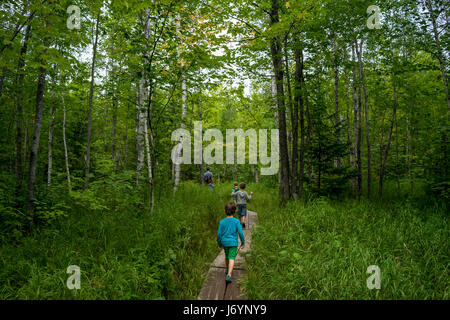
[203,167,214,190]
[231,182,253,229]
[217,202,245,283]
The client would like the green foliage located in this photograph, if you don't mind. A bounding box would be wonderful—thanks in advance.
[244,185,449,299]
[0,182,228,299]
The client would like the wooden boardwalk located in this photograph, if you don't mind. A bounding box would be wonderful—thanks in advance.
[198,211,258,300]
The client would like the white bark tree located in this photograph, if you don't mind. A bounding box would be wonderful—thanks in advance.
[59,70,71,191]
[174,15,187,192]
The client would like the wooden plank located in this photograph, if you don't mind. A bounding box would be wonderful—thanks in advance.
[197,267,228,300]
[223,269,248,300]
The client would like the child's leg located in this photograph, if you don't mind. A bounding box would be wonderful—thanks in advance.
[241,205,247,227]
[226,247,238,277]
[225,258,229,270]
[227,259,235,277]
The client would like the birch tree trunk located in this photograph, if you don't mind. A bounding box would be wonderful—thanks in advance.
[84,12,101,190]
[59,71,71,191]
[27,54,47,218]
[136,82,146,184]
[425,0,449,110]
[136,8,151,185]
[15,25,31,191]
[144,108,154,212]
[174,15,187,192]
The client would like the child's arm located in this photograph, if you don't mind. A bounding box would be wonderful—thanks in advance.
[217,223,222,248]
[237,222,245,247]
[246,191,252,200]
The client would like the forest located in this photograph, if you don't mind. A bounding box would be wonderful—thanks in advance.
[0,0,448,299]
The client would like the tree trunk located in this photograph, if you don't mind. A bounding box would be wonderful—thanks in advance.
[351,44,359,194]
[285,35,297,197]
[144,106,154,212]
[84,12,101,190]
[355,41,362,199]
[344,48,352,168]
[294,43,305,198]
[305,93,313,188]
[379,41,398,197]
[357,40,371,198]
[136,8,151,185]
[15,25,31,191]
[111,66,117,158]
[136,82,145,184]
[174,15,187,192]
[123,102,130,170]
[27,61,47,218]
[272,72,281,185]
[269,0,290,201]
[333,37,342,167]
[59,70,71,191]
[199,109,204,184]
[425,0,449,110]
[47,80,55,186]
[111,86,118,171]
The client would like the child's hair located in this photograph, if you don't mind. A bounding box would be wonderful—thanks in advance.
[225,202,236,216]
[239,182,246,189]
[234,182,238,186]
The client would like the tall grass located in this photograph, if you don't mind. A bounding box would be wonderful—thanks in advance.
[1,179,447,300]
[243,188,449,299]
[0,182,227,299]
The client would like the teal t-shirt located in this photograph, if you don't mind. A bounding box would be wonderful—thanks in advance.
[217,217,245,247]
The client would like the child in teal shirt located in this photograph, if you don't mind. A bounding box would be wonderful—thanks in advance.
[217,202,245,283]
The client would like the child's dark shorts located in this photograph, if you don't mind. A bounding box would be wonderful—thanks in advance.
[237,204,247,217]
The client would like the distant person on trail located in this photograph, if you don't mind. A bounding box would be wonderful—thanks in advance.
[203,167,214,190]
[217,202,245,283]
[231,182,253,229]
[231,182,239,202]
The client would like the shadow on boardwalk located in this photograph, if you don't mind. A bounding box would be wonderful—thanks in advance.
[198,211,258,300]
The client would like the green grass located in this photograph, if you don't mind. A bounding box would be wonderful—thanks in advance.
[243,188,449,299]
[1,179,448,300]
[0,182,229,299]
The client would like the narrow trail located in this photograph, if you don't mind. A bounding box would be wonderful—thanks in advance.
[198,210,258,300]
